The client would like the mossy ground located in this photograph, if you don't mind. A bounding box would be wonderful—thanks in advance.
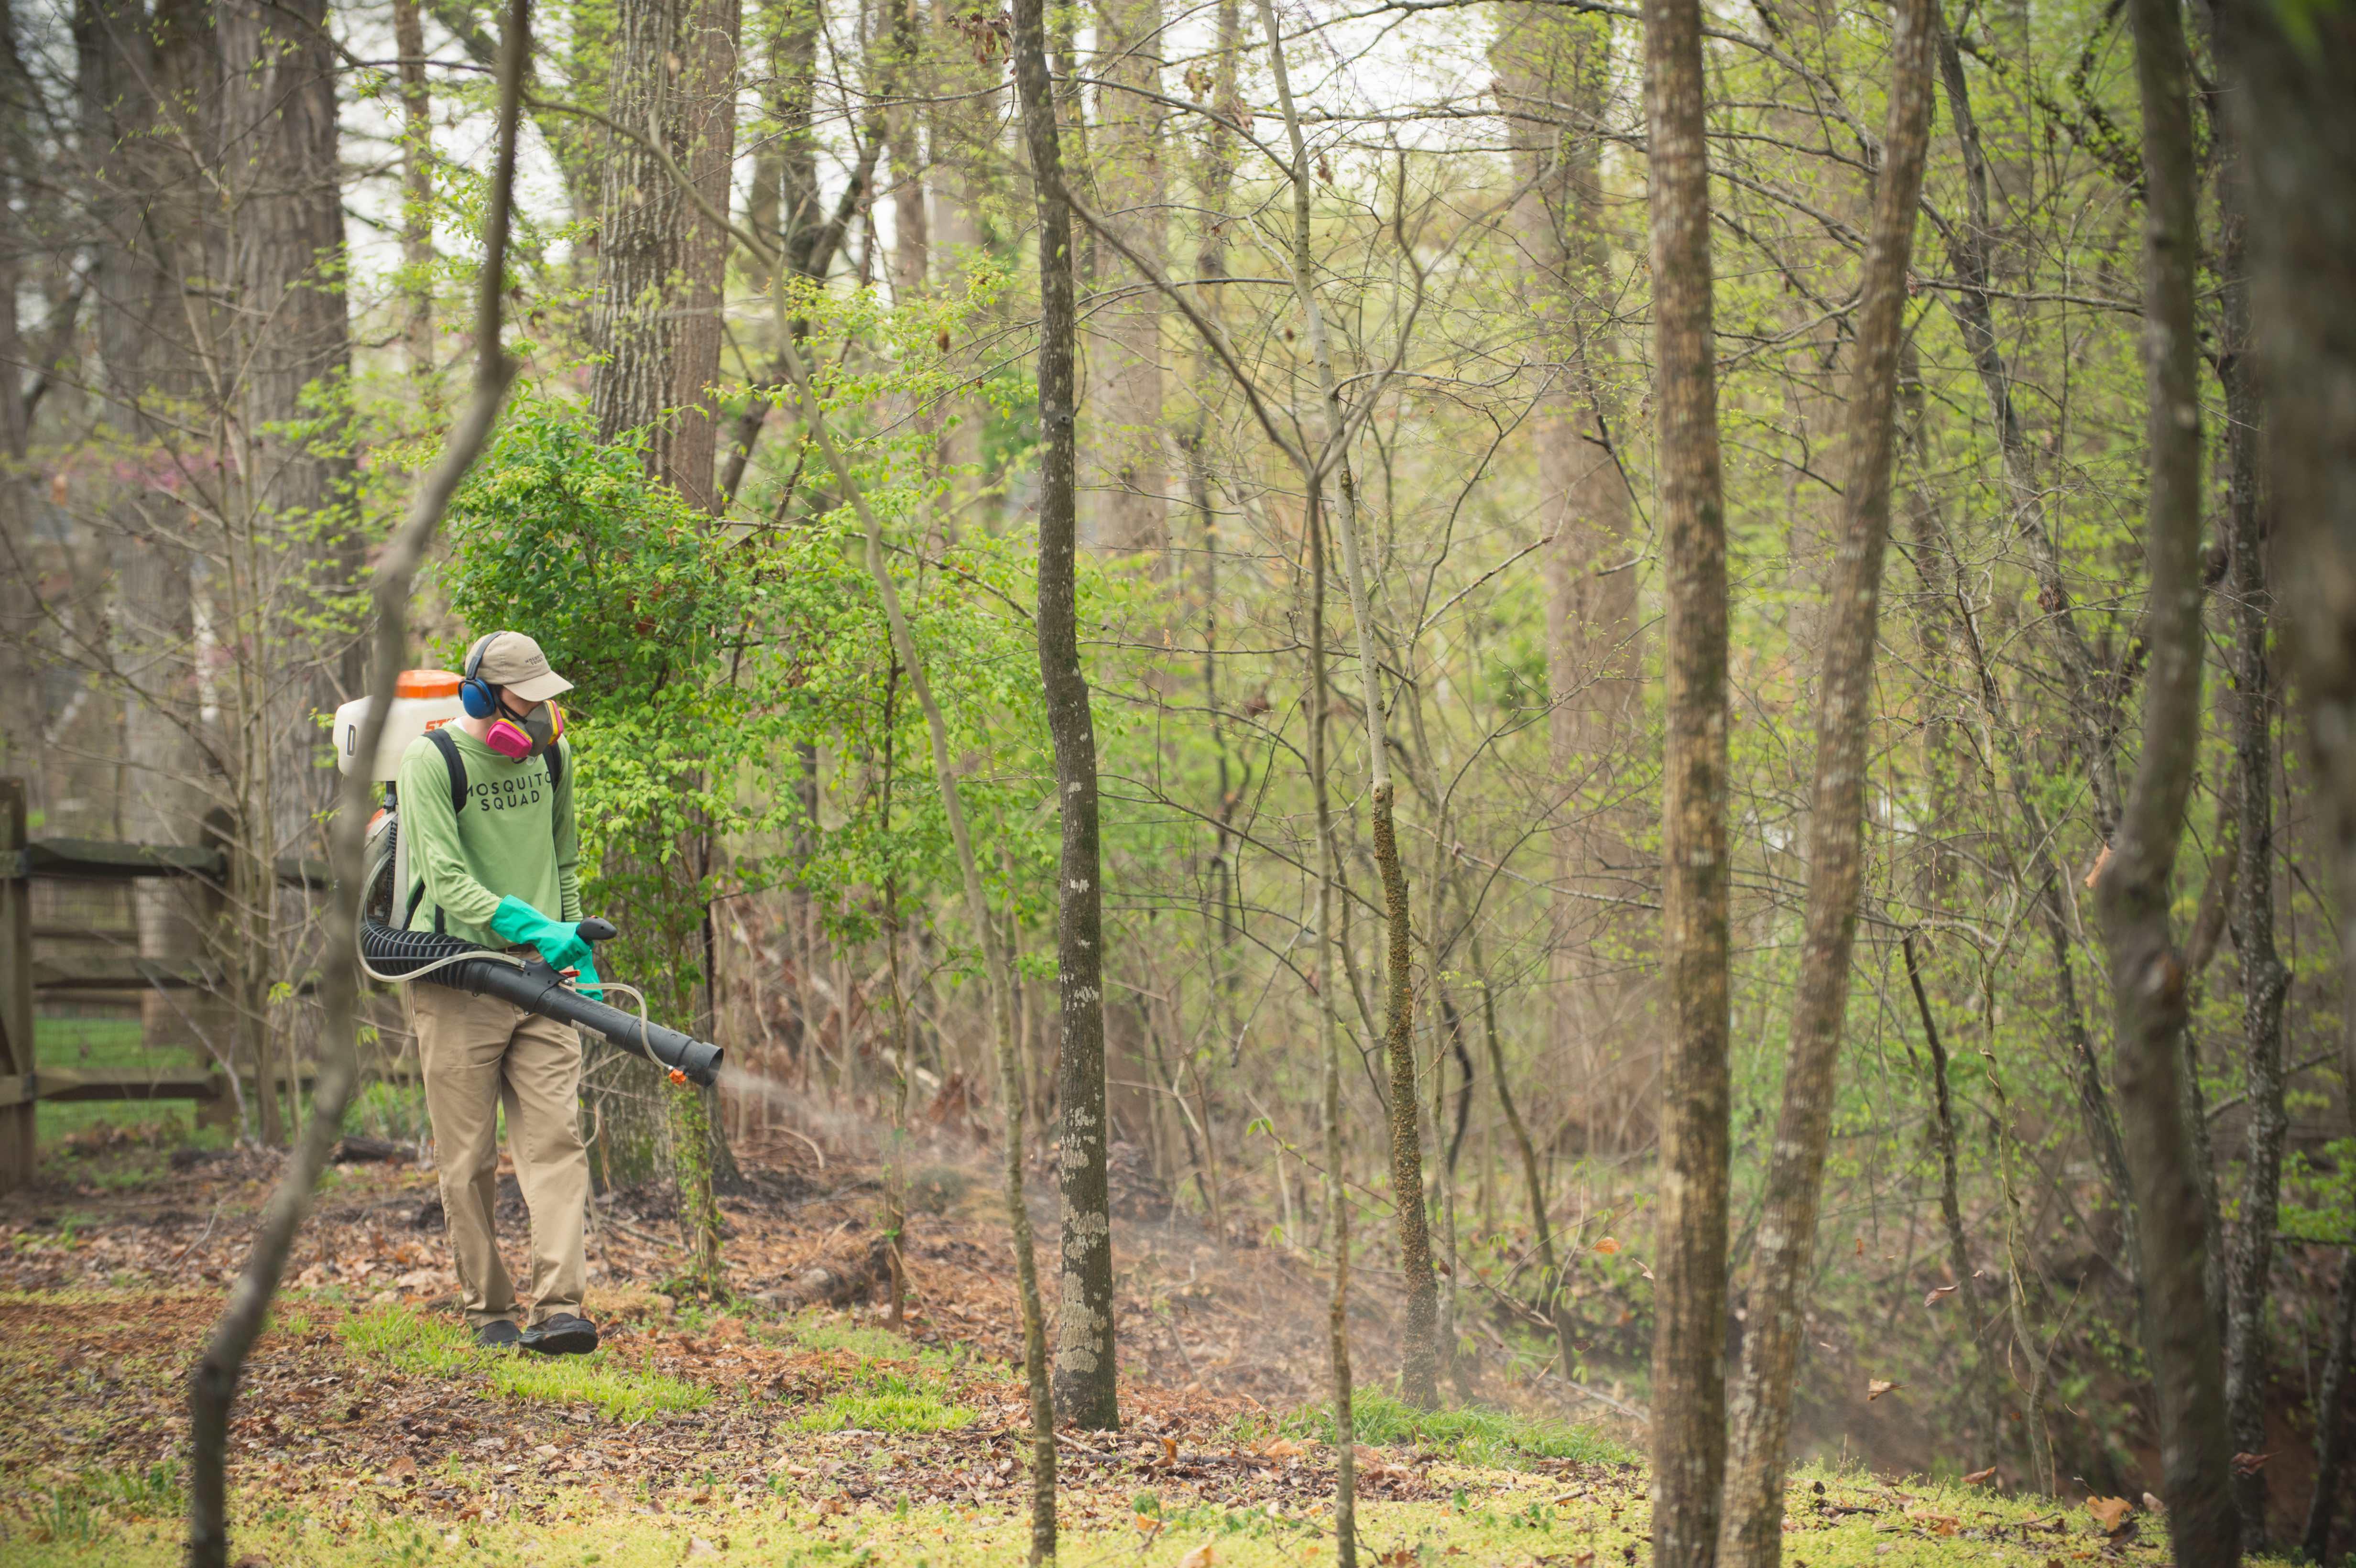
[6,1453,2198,1568]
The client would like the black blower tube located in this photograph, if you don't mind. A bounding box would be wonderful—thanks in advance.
[360,920,724,1087]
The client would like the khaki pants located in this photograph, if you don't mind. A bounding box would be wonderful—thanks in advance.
[409,980,590,1327]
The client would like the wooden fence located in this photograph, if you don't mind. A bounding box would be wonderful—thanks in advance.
[0,778,334,1194]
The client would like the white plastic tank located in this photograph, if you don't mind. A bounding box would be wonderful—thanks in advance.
[333,669,465,782]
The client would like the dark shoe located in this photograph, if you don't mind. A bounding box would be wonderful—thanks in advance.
[473,1319,523,1350]
[521,1313,599,1356]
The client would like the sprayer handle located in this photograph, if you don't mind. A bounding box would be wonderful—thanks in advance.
[577,917,618,944]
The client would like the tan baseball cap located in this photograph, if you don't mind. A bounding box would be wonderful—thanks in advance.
[468,631,574,703]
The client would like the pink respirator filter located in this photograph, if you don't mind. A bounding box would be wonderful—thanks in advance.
[484,720,534,761]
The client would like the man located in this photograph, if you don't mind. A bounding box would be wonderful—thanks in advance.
[398,630,601,1354]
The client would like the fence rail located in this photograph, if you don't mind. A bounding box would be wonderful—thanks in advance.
[3,837,330,888]
[0,778,338,1193]
[0,1066,224,1107]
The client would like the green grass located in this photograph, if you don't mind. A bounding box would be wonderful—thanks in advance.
[33,1015,146,1062]
[338,1305,711,1420]
[777,1311,927,1362]
[1256,1387,1634,1469]
[796,1367,975,1434]
[491,1351,710,1420]
[773,1311,978,1432]
[16,1461,186,1547]
[774,1309,972,1380]
[339,1303,485,1378]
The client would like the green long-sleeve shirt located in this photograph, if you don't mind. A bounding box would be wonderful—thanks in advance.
[396,728,582,947]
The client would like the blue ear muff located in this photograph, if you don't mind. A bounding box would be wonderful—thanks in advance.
[460,633,500,718]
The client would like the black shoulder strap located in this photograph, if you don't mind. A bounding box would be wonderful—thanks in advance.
[549,738,565,793]
[423,727,466,936]
[426,727,468,817]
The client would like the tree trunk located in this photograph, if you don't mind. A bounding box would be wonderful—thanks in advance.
[1717,0,1937,1558]
[0,2,28,1181]
[929,0,996,531]
[2218,0,2356,894]
[392,0,436,383]
[2207,19,2356,1546]
[669,1074,725,1296]
[585,0,741,1216]
[1902,933,2003,1463]
[2177,765,2239,1336]
[1086,0,1167,557]
[0,3,44,788]
[880,685,912,1321]
[1431,968,1465,1397]
[1309,489,1359,1568]
[1490,2,1645,1153]
[2090,0,2236,1558]
[884,0,927,304]
[1462,862,1573,1372]
[1369,783,1437,1406]
[1895,340,1960,908]
[2214,86,2289,1546]
[1017,0,1120,1433]
[1181,0,1241,1025]
[76,0,221,1103]
[590,0,739,512]
[2302,1244,2356,1564]
[214,0,358,855]
[1641,0,1733,1560]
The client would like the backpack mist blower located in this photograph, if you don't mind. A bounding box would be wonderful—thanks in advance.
[333,671,724,1088]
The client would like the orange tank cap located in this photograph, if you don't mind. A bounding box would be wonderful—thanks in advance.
[396,669,463,699]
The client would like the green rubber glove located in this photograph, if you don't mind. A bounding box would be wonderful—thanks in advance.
[490,895,593,972]
[571,951,603,1002]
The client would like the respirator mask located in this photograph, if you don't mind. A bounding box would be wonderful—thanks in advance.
[485,698,564,762]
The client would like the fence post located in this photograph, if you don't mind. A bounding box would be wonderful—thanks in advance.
[0,779,33,1192]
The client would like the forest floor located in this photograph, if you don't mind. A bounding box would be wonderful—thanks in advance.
[0,1127,2202,1566]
